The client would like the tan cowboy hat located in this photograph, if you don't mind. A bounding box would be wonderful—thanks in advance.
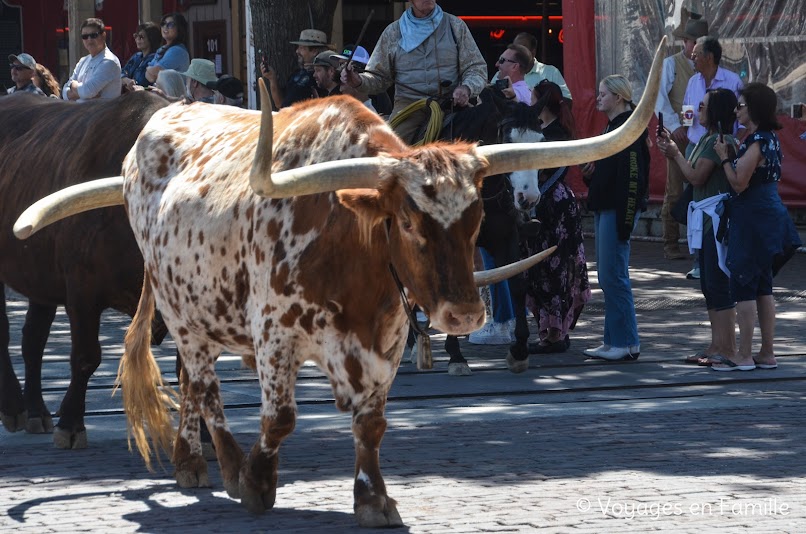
[289,29,332,47]
[672,8,709,41]
[180,58,218,85]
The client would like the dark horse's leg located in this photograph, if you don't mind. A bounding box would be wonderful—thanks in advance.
[21,301,57,433]
[485,215,530,374]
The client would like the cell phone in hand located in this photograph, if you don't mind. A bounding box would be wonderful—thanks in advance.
[657,112,664,136]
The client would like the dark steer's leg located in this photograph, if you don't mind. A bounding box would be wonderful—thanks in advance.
[0,284,26,432]
[21,301,57,433]
[353,394,403,527]
[55,302,102,449]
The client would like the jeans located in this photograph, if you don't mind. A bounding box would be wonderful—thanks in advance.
[593,210,640,347]
[480,247,514,323]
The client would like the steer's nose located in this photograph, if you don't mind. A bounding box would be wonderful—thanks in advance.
[432,300,485,335]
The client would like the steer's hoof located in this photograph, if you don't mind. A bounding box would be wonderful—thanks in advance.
[175,455,211,488]
[239,478,276,514]
[53,427,87,449]
[506,351,529,374]
[26,414,54,434]
[201,441,216,461]
[1,410,27,432]
[355,496,404,528]
[447,362,472,376]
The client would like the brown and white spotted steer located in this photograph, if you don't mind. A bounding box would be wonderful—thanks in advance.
[14,39,663,527]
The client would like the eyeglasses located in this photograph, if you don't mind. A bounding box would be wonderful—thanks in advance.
[496,57,518,65]
[81,32,101,40]
[10,64,30,71]
[161,21,176,29]
[133,33,145,39]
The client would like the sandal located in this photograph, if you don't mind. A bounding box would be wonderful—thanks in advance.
[711,357,756,372]
[683,351,708,364]
[753,356,778,370]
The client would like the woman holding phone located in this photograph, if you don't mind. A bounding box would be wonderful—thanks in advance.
[712,83,801,371]
[657,88,738,366]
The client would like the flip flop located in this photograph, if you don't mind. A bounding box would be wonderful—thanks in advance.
[697,354,729,366]
[683,351,708,364]
[711,358,756,372]
[753,358,778,370]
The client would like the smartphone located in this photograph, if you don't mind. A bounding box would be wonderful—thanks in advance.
[657,112,664,136]
[494,78,508,91]
[717,121,723,142]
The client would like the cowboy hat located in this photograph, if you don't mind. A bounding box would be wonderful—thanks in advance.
[289,29,331,47]
[672,8,709,41]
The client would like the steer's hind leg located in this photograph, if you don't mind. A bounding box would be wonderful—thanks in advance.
[353,395,403,527]
[171,336,240,494]
[239,345,299,514]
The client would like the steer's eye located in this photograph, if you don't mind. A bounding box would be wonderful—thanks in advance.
[400,219,413,233]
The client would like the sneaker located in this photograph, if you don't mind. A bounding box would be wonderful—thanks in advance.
[591,345,641,361]
[686,266,700,280]
[468,321,512,345]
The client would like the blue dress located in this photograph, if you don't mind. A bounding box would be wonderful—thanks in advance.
[726,131,801,287]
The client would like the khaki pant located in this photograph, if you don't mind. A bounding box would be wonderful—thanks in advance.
[660,138,687,251]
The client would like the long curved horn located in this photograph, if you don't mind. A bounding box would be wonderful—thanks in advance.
[14,176,125,239]
[473,246,556,286]
[477,36,667,176]
[249,78,385,198]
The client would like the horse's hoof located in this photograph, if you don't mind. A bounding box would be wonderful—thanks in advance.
[506,351,529,374]
[53,427,87,449]
[355,496,404,527]
[448,362,473,376]
[1,410,27,433]
[26,414,54,434]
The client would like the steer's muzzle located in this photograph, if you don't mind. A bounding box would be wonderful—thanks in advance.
[430,300,486,335]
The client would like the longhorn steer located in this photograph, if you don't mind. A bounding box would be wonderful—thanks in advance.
[0,92,170,448]
[15,38,664,527]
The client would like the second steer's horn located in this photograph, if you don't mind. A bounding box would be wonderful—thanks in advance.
[249,79,385,198]
[477,36,667,176]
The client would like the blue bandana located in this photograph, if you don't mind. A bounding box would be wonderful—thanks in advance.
[398,4,444,53]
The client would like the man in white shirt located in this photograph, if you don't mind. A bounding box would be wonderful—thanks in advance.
[62,18,121,101]
[494,44,533,104]
[655,10,709,260]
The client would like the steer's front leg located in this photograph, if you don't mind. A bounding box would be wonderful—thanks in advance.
[352,395,403,527]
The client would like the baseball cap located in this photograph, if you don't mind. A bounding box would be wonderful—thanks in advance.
[332,45,370,66]
[9,53,36,70]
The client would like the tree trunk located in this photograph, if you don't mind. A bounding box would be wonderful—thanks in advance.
[250,0,340,94]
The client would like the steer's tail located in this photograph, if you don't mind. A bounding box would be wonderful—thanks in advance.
[116,270,176,471]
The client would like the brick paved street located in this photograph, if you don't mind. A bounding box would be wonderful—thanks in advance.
[2,240,805,533]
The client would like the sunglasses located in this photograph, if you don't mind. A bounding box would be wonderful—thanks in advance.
[496,57,518,65]
[161,21,176,29]
[81,32,101,40]
[10,64,30,71]
[736,103,747,109]
[133,33,146,39]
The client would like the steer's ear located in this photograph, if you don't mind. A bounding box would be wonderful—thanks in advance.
[337,188,386,220]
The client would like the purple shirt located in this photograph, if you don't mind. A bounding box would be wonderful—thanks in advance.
[683,66,744,145]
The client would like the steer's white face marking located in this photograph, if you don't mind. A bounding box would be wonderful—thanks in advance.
[396,148,483,229]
